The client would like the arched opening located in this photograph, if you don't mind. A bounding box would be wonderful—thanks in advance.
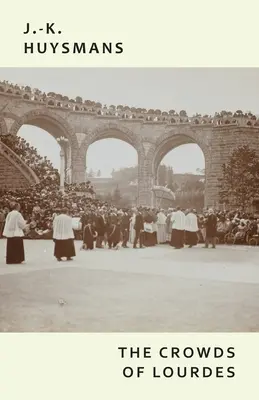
[86,137,138,207]
[18,125,61,169]
[153,135,205,210]
[10,111,74,185]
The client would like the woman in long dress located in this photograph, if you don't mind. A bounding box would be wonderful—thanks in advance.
[3,202,26,264]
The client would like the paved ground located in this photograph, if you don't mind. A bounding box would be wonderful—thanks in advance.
[0,239,259,332]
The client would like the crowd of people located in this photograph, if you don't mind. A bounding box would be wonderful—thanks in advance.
[0,133,96,239]
[0,134,60,186]
[1,132,259,264]
[0,134,95,194]
[3,201,259,265]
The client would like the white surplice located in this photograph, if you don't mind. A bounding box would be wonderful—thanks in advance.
[53,214,75,240]
[171,210,186,231]
[185,212,198,232]
[3,210,26,238]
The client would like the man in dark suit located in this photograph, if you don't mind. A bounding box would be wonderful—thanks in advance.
[95,210,106,248]
[120,209,130,248]
[204,208,218,248]
[133,208,144,249]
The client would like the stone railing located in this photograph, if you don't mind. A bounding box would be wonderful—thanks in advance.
[0,81,259,127]
[0,140,40,186]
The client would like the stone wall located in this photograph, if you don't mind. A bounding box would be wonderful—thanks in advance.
[206,127,259,207]
[0,154,30,190]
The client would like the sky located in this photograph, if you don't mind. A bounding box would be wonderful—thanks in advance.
[1,68,258,177]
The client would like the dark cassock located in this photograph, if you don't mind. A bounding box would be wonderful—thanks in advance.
[83,223,97,250]
[80,212,89,232]
[95,213,106,248]
[120,211,130,248]
[143,210,155,247]
[185,210,198,247]
[53,210,76,261]
[3,203,27,265]
[133,210,144,248]
[204,209,218,248]
[171,208,186,249]
[107,214,121,249]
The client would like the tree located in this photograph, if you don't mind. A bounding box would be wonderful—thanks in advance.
[113,185,122,205]
[218,145,259,209]
[179,110,187,117]
[97,169,101,177]
[75,96,83,103]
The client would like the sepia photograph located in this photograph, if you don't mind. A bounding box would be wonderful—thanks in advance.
[0,67,259,332]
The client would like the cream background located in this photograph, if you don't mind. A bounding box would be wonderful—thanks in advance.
[0,0,259,67]
[1,0,259,398]
[0,333,258,399]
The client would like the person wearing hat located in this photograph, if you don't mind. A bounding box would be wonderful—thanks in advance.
[120,209,130,248]
[95,209,106,248]
[204,208,217,249]
[133,208,145,249]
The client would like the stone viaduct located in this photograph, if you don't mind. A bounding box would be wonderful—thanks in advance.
[1,83,259,207]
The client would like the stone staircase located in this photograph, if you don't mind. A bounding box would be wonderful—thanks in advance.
[0,140,40,190]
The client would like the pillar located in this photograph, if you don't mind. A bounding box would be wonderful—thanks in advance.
[71,150,86,183]
[59,148,65,193]
[137,155,154,206]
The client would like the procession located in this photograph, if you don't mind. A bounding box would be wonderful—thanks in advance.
[1,69,259,333]
[2,196,259,264]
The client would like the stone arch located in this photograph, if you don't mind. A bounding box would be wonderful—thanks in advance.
[144,129,210,206]
[149,129,209,178]
[9,108,79,184]
[72,122,144,186]
[79,122,144,157]
[9,108,77,147]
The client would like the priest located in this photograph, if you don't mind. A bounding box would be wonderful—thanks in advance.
[53,208,76,261]
[171,206,186,249]
[156,209,167,244]
[3,202,27,264]
[185,209,199,248]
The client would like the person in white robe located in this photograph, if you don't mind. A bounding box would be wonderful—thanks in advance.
[165,208,174,242]
[53,208,76,261]
[156,209,167,244]
[171,206,186,249]
[3,202,26,264]
[185,209,198,247]
[129,210,136,244]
